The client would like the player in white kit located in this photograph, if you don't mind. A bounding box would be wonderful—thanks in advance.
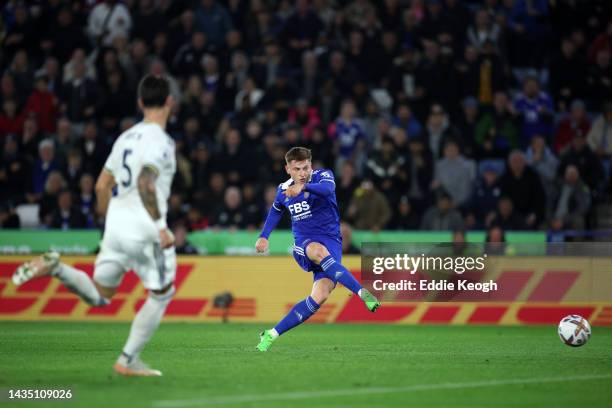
[12,75,177,377]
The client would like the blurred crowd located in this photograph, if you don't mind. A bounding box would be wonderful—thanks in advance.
[1,0,612,239]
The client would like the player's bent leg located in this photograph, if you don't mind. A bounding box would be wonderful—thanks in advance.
[12,252,110,307]
[114,283,175,377]
[305,242,381,312]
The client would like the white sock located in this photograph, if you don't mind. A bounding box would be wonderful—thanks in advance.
[120,287,175,363]
[52,263,108,306]
[269,328,279,338]
[358,289,363,297]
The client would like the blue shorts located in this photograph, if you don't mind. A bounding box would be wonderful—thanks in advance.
[292,236,342,283]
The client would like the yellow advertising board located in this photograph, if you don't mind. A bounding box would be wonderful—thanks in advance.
[1,256,611,326]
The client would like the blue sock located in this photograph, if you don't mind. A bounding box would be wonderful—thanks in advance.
[320,255,362,295]
[274,296,320,335]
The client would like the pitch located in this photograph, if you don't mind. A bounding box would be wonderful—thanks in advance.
[1,322,611,407]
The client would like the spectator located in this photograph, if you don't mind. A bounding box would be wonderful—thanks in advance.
[63,149,84,193]
[550,165,591,231]
[53,118,74,168]
[23,73,57,134]
[0,99,24,136]
[347,179,391,231]
[485,225,506,255]
[390,195,421,230]
[260,69,297,120]
[173,31,210,78]
[131,0,165,45]
[588,21,612,63]
[433,139,476,210]
[287,99,321,140]
[234,77,264,113]
[3,4,37,62]
[456,96,479,157]
[77,122,108,176]
[404,136,434,214]
[282,0,323,66]
[558,134,604,191]
[364,138,404,205]
[77,173,96,228]
[525,134,559,201]
[393,102,422,139]
[194,0,233,48]
[167,194,188,230]
[420,192,465,231]
[43,7,88,65]
[31,139,57,196]
[549,38,587,112]
[39,171,66,226]
[328,99,366,173]
[487,196,527,230]
[99,70,135,132]
[174,224,199,255]
[212,186,246,229]
[512,76,554,146]
[469,163,502,228]
[9,50,34,101]
[49,189,87,229]
[297,50,323,105]
[499,150,546,228]
[242,183,263,230]
[554,100,591,154]
[585,49,612,109]
[60,59,99,125]
[586,102,612,159]
[422,104,459,159]
[467,8,500,51]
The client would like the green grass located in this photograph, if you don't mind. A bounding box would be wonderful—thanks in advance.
[0,322,611,408]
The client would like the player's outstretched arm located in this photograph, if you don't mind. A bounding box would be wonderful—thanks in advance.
[257,202,283,250]
[137,166,174,248]
[95,169,116,218]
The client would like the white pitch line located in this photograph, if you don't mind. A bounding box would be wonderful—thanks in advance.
[152,373,612,408]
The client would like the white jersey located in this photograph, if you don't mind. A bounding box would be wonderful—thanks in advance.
[103,122,176,242]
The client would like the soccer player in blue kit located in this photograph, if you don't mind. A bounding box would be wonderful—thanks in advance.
[255,147,380,351]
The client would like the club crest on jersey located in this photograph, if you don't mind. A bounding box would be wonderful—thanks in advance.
[304,192,310,198]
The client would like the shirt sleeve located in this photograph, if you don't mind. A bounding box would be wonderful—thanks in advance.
[260,189,284,239]
[103,143,121,176]
[142,137,171,175]
[304,169,335,196]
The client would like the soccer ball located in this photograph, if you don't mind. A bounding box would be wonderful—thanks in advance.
[558,315,591,347]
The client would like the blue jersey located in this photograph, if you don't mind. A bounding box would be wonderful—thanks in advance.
[261,169,341,243]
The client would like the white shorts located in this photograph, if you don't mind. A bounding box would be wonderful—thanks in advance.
[94,237,176,291]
